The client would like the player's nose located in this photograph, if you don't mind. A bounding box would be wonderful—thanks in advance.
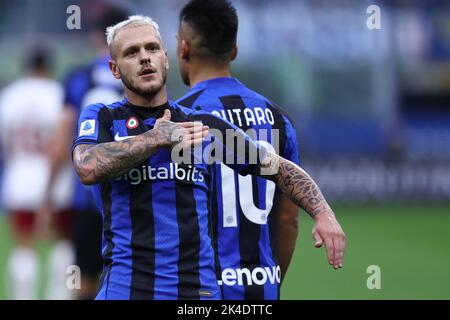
[139,48,152,64]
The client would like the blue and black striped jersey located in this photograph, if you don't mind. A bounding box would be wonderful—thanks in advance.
[177,77,300,300]
[72,98,265,300]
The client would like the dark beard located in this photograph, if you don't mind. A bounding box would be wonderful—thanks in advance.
[121,70,167,98]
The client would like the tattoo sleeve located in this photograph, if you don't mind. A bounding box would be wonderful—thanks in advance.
[73,121,176,185]
[262,153,333,219]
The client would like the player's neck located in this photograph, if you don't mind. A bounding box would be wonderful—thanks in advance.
[124,87,168,108]
[189,62,232,88]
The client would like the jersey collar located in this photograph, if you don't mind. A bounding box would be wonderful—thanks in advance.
[190,77,243,91]
[124,98,170,118]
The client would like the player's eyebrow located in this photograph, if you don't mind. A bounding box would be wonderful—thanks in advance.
[122,41,161,56]
[122,44,139,56]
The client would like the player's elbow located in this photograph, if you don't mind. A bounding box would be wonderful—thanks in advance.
[75,164,97,185]
[79,176,96,185]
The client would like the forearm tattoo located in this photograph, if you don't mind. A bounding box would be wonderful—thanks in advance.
[264,154,333,219]
[73,122,176,184]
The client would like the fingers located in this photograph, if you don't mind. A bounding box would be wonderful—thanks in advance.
[313,228,336,266]
[324,236,335,267]
[313,220,346,269]
[176,121,208,132]
[330,225,346,268]
[183,128,209,146]
[171,125,209,147]
[180,124,209,134]
[173,126,209,140]
[335,233,346,268]
[312,231,323,248]
[189,137,208,146]
[161,109,171,121]
[168,122,208,137]
[177,121,201,128]
[341,234,346,266]
[328,232,345,269]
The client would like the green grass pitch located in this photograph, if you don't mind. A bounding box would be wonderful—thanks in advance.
[0,203,449,299]
[282,203,450,300]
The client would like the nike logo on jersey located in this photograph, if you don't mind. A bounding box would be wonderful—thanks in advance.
[114,133,136,141]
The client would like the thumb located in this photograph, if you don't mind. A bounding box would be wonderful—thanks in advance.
[161,109,171,121]
[313,232,323,248]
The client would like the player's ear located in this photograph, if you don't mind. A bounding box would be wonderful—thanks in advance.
[164,49,170,70]
[230,44,238,61]
[181,39,190,62]
[109,59,121,80]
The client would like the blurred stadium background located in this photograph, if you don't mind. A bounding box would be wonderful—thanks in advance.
[0,0,449,299]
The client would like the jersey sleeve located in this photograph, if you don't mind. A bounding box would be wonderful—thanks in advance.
[72,103,113,152]
[282,115,300,166]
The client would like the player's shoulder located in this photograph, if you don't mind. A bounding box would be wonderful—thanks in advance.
[239,85,295,121]
[169,100,227,125]
[79,102,122,129]
[176,87,206,109]
[239,84,270,102]
[83,98,126,113]
[248,91,284,115]
[209,78,282,113]
[271,101,291,117]
[170,100,209,116]
[80,102,107,116]
[222,78,271,103]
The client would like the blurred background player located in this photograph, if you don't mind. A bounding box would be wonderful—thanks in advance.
[44,4,129,299]
[176,0,301,299]
[0,48,74,299]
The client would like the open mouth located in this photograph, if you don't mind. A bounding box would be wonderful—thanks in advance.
[139,68,156,76]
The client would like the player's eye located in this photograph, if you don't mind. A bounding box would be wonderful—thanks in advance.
[125,49,137,56]
[146,44,159,52]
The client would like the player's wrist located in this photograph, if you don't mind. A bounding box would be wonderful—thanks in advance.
[312,207,335,221]
[145,128,171,148]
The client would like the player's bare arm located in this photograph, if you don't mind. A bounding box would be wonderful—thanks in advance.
[262,153,346,269]
[275,194,299,283]
[73,109,208,185]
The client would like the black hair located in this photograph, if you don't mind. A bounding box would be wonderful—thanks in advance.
[27,47,50,71]
[179,0,238,57]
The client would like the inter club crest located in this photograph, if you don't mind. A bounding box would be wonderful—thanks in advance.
[126,117,139,129]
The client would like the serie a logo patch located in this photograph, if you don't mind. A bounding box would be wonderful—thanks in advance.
[126,117,139,129]
[79,119,96,137]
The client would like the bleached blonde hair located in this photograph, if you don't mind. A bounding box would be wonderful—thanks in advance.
[106,15,161,48]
